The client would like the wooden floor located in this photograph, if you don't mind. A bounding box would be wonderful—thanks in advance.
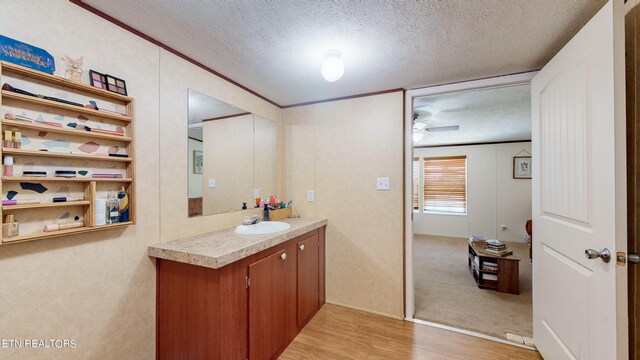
[280,304,542,360]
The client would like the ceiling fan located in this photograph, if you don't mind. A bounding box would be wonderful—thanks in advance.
[412,113,459,142]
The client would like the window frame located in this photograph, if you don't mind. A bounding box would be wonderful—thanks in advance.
[421,155,468,216]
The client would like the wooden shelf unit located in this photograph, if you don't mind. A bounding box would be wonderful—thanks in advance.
[2,118,133,142]
[3,200,91,211]
[2,148,132,162]
[0,62,136,245]
[1,91,132,122]
[468,242,520,294]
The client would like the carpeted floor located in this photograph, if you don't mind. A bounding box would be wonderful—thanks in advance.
[413,234,533,340]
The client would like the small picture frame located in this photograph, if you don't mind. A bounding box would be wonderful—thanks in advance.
[193,150,203,174]
[513,156,532,179]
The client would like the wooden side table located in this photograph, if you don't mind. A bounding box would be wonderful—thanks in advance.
[468,243,520,295]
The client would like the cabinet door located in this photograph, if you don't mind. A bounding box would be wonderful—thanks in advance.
[248,248,287,360]
[297,233,319,327]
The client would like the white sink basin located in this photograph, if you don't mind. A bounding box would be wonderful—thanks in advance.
[234,221,291,235]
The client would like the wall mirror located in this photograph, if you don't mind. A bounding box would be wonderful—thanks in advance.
[188,89,277,217]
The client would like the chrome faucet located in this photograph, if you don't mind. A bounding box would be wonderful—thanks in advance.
[243,215,261,225]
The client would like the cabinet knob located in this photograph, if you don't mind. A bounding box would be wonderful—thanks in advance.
[299,244,305,251]
[281,253,287,261]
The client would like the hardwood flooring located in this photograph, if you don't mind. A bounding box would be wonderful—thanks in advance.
[280,304,542,360]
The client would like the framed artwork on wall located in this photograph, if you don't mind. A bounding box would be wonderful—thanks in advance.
[193,150,203,174]
[513,156,532,179]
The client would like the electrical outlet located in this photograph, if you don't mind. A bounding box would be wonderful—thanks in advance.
[208,179,216,188]
[376,177,390,191]
[307,190,315,202]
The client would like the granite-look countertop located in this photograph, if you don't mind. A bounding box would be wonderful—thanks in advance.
[148,218,327,269]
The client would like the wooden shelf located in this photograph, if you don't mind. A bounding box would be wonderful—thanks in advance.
[3,201,91,211]
[2,148,132,162]
[1,61,132,102]
[2,222,133,244]
[2,91,132,122]
[2,176,132,182]
[2,119,132,142]
[0,61,136,245]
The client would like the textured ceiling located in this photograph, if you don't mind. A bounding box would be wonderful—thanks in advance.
[413,84,531,147]
[83,0,607,106]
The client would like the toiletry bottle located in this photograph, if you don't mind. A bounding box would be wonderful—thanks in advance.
[263,204,269,221]
[117,186,129,222]
[3,130,12,148]
[2,214,18,238]
[242,202,247,210]
[106,193,119,224]
[3,156,13,176]
[95,198,107,226]
[13,131,21,149]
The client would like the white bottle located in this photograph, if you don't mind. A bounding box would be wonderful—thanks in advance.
[95,199,106,226]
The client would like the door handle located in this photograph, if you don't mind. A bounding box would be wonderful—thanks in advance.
[585,248,611,263]
[281,253,287,261]
[299,244,305,251]
[629,253,640,264]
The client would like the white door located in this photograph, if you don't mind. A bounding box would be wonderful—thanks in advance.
[531,1,628,359]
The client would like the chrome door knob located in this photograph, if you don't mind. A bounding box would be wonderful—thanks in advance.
[629,253,640,264]
[281,253,287,261]
[585,248,611,263]
[299,244,305,251]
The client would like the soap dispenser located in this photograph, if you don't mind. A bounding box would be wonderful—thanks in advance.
[263,204,269,221]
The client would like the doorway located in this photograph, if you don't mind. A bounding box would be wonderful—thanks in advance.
[404,73,537,346]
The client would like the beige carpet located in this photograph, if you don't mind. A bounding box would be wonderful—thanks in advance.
[413,234,533,340]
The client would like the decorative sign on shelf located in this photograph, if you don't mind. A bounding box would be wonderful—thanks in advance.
[0,35,55,74]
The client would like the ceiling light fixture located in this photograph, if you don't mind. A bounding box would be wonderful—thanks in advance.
[321,50,344,82]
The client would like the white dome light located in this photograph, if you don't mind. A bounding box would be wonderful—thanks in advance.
[321,50,344,82]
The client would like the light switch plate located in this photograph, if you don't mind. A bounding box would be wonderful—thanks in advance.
[307,190,315,202]
[377,177,390,191]
[208,179,216,188]
[253,189,260,198]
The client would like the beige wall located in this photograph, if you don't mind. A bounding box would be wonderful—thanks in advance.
[283,92,405,318]
[0,2,406,358]
[413,142,532,243]
[158,49,282,242]
[202,114,254,214]
[0,1,160,359]
[0,0,280,359]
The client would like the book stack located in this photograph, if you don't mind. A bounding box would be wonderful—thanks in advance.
[481,239,513,257]
[481,262,498,272]
[468,234,486,247]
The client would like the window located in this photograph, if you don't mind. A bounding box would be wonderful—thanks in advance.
[412,158,419,211]
[423,156,467,214]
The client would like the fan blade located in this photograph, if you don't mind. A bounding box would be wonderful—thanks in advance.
[426,125,459,132]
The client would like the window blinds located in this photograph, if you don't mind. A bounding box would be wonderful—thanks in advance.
[423,156,467,214]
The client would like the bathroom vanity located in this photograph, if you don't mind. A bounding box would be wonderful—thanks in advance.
[148,218,327,360]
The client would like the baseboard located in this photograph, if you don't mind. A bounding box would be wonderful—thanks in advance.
[407,317,537,351]
[325,300,404,320]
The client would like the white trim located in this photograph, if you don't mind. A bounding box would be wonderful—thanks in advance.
[407,317,537,351]
[403,71,538,319]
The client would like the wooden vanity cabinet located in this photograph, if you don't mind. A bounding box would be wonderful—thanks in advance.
[156,226,326,360]
[248,249,287,360]
[296,231,319,327]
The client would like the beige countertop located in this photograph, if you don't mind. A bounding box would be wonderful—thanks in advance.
[148,217,327,269]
